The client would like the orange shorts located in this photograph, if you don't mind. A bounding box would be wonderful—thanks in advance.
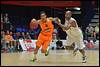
[36,33,52,53]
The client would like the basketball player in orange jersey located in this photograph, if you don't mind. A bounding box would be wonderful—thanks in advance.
[32,11,54,61]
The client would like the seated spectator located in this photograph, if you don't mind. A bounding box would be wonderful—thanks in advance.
[12,32,17,40]
[56,38,64,50]
[1,14,4,30]
[95,23,99,40]
[29,30,34,39]
[29,27,40,39]
[52,28,58,40]
[25,32,31,39]
[93,31,96,42]
[16,32,23,39]
[22,32,26,39]
[15,32,23,52]
[9,31,16,52]
[4,30,14,52]
[1,31,6,51]
[86,24,94,39]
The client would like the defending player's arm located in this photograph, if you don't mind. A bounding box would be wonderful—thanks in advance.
[58,23,71,31]
[56,18,77,31]
[55,18,70,30]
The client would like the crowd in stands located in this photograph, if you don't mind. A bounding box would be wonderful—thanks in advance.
[85,23,99,42]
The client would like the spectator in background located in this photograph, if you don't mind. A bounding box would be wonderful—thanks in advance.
[95,23,99,40]
[1,14,3,21]
[29,30,34,39]
[1,14,4,30]
[22,32,26,39]
[16,32,22,39]
[21,32,31,39]
[4,13,9,23]
[1,31,6,51]
[50,28,58,50]
[4,30,14,52]
[25,32,31,39]
[12,32,17,40]
[56,38,64,50]
[4,30,10,48]
[15,32,23,52]
[52,28,58,40]
[93,30,96,42]
[4,13,11,30]
[86,24,94,39]
[1,31,3,49]
[9,31,16,52]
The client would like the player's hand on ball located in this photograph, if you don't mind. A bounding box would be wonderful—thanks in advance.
[48,17,54,21]
[54,17,61,25]
[30,18,39,29]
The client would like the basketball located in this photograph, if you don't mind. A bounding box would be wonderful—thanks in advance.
[30,19,38,29]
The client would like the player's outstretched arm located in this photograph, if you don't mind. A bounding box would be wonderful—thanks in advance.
[58,23,71,31]
[55,17,71,31]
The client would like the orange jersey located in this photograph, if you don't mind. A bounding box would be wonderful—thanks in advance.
[39,18,54,36]
[35,18,54,53]
[4,35,13,41]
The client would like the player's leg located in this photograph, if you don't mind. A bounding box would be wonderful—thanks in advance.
[73,43,79,56]
[79,47,87,63]
[45,43,50,56]
[41,40,50,56]
[79,49,87,63]
[32,40,43,61]
[65,37,74,51]
[66,37,79,56]
[76,38,87,63]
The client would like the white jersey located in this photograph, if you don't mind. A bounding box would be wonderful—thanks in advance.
[64,17,85,49]
[65,17,83,38]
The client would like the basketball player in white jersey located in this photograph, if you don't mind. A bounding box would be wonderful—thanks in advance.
[55,11,87,63]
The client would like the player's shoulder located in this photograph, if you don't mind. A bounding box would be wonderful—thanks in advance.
[71,17,76,21]
[47,18,53,23]
[70,17,77,24]
[48,17,54,21]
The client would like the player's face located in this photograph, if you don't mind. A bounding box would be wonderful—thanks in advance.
[40,13,47,20]
[65,12,72,19]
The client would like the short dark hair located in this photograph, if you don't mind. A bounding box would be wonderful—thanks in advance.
[40,11,46,15]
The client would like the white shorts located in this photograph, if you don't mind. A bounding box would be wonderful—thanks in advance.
[65,35,85,49]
